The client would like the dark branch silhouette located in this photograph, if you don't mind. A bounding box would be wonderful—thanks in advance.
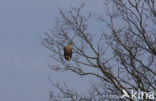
[42,0,156,101]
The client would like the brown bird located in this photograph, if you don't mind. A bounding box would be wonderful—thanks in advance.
[64,42,72,61]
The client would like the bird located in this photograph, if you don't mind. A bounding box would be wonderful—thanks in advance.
[64,42,72,61]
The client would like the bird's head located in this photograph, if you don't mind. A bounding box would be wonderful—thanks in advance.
[68,42,72,46]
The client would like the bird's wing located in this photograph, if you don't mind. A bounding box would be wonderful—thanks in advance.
[67,45,72,57]
[64,46,66,56]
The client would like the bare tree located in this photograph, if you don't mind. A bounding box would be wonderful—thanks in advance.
[42,0,156,101]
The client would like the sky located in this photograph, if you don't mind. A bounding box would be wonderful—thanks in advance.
[0,0,104,101]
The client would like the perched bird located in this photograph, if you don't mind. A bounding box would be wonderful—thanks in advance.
[64,42,72,61]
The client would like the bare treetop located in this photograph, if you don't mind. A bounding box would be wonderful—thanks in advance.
[42,0,156,101]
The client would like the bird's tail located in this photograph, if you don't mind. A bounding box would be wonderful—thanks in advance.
[65,56,71,61]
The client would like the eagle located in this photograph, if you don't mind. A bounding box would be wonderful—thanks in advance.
[64,42,72,61]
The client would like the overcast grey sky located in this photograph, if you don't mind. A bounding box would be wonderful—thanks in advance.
[0,0,104,101]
